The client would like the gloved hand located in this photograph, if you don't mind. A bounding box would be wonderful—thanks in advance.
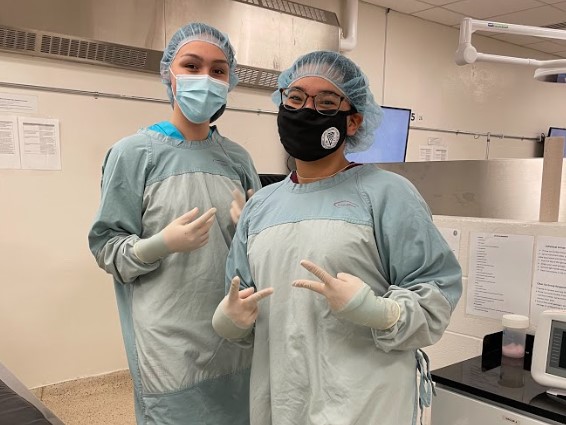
[212,276,273,339]
[230,189,254,225]
[134,207,216,263]
[293,260,400,330]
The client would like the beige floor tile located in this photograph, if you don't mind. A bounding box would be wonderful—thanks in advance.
[39,370,135,425]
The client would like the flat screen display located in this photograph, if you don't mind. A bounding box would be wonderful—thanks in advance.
[547,320,566,378]
[548,127,566,156]
[346,106,411,163]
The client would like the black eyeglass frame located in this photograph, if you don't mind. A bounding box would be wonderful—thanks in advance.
[279,87,350,117]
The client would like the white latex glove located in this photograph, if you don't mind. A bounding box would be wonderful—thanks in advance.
[293,260,400,330]
[134,207,216,263]
[212,276,273,339]
[230,189,254,225]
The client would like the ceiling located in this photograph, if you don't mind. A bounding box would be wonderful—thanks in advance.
[362,0,566,58]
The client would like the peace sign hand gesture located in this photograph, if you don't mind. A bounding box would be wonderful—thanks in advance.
[212,276,273,339]
[162,207,217,253]
[292,259,400,330]
[292,260,365,312]
[133,207,217,264]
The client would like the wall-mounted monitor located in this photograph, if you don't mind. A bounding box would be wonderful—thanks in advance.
[548,127,566,156]
[346,106,411,163]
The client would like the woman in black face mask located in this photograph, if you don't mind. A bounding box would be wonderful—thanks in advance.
[276,80,362,172]
[213,51,463,425]
[275,56,366,181]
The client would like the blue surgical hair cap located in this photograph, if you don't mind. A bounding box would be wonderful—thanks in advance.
[272,50,383,154]
[161,22,239,105]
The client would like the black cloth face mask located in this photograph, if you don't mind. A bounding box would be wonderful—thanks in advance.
[277,105,354,162]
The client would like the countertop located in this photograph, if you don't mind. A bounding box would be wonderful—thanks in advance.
[431,355,566,424]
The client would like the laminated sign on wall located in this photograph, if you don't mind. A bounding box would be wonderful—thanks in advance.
[0,115,61,170]
[467,233,534,320]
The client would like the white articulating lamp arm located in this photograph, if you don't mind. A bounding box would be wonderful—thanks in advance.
[454,17,478,65]
[455,17,566,70]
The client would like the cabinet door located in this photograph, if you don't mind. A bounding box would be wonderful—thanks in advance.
[431,387,556,425]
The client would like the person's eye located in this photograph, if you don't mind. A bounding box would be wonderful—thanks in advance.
[317,95,341,108]
[212,68,226,75]
[184,63,199,71]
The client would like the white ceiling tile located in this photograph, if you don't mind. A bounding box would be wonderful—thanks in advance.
[490,33,546,45]
[526,40,566,52]
[443,0,547,20]
[551,1,566,11]
[413,6,466,26]
[359,0,431,14]
[492,5,566,26]
[420,0,461,5]
[365,0,566,61]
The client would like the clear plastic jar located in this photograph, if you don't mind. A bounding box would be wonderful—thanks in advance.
[501,314,529,359]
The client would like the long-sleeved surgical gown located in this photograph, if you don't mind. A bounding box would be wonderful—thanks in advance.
[88,122,261,425]
[226,164,462,425]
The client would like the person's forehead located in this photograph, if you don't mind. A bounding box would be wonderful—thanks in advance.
[290,76,344,96]
[174,40,227,63]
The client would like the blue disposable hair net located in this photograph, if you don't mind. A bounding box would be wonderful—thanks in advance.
[161,22,238,105]
[272,50,383,153]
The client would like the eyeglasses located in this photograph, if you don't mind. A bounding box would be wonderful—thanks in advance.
[279,87,345,116]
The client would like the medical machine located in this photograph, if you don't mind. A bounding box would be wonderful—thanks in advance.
[531,310,566,398]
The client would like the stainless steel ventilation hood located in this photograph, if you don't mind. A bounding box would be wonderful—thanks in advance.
[0,0,340,90]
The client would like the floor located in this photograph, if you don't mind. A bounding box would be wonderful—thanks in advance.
[32,370,136,425]
[32,371,433,425]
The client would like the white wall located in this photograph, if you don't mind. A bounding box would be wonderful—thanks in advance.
[384,11,563,161]
[427,217,566,369]
[1,1,566,388]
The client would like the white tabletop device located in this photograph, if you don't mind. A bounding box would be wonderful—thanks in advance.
[531,310,566,396]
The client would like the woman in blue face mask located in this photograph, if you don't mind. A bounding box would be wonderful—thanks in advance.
[213,51,463,425]
[88,22,261,425]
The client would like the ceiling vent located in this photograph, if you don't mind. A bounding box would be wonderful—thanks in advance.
[0,24,161,72]
[0,0,340,91]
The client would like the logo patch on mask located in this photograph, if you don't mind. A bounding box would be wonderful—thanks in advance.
[321,127,341,149]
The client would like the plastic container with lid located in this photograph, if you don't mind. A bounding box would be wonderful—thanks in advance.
[501,314,529,359]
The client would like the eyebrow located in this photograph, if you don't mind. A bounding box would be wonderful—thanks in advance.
[179,53,229,65]
[291,85,341,97]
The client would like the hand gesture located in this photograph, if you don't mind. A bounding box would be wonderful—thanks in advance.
[221,276,273,329]
[292,260,365,311]
[230,189,254,225]
[162,207,216,253]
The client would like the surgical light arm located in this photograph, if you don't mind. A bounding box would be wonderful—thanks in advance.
[455,17,566,70]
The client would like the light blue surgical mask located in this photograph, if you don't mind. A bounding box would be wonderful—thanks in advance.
[171,71,229,124]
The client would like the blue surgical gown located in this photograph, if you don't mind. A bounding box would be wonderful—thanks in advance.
[88,123,261,425]
[226,164,462,425]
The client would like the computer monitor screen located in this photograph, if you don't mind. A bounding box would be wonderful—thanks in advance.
[346,106,411,163]
[548,127,566,156]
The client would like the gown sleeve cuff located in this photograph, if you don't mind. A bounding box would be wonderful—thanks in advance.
[335,285,401,330]
[212,304,254,340]
[133,232,170,264]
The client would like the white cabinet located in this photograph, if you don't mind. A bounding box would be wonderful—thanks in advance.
[432,386,562,425]
[431,354,566,425]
